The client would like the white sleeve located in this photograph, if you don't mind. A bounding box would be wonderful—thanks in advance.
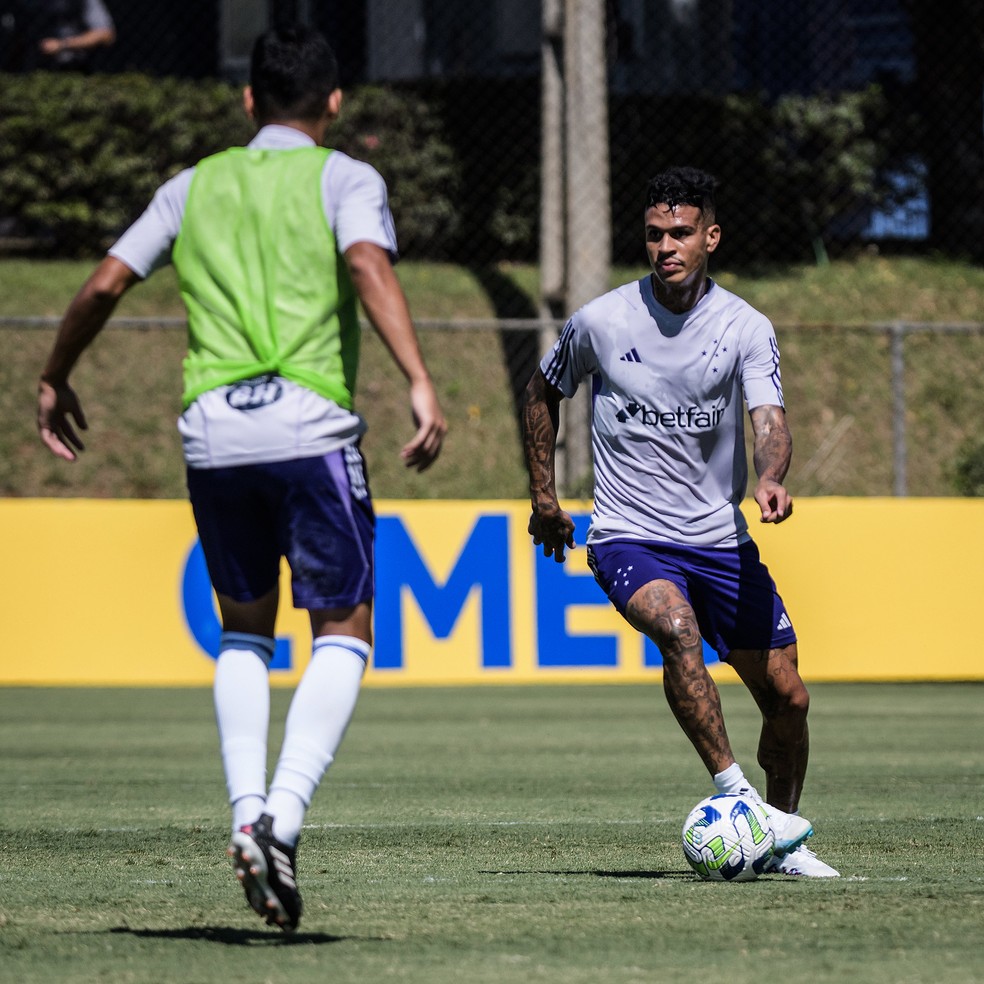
[84,0,115,31]
[107,168,194,278]
[741,314,785,410]
[539,315,598,398]
[322,153,399,259]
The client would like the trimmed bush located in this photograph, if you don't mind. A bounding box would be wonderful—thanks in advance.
[0,71,913,265]
[0,72,460,258]
[0,73,250,254]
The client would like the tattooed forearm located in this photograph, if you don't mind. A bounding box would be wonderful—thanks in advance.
[750,404,792,483]
[522,370,562,503]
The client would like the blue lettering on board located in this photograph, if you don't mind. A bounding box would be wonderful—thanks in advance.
[181,540,293,669]
[373,514,511,669]
[535,513,618,667]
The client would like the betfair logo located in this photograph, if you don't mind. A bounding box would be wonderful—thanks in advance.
[614,402,725,428]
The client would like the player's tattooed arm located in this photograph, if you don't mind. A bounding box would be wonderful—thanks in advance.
[522,369,575,562]
[750,404,793,523]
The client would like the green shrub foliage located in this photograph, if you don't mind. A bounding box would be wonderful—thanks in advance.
[0,73,460,258]
[952,439,984,497]
[0,72,908,264]
[330,85,461,258]
[0,73,251,254]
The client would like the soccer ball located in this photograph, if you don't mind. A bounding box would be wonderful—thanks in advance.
[681,793,775,882]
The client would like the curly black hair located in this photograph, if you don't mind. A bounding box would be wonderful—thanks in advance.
[645,166,717,220]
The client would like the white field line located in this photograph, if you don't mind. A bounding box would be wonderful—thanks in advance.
[46,814,984,835]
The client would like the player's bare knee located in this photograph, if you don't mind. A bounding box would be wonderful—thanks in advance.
[628,598,701,662]
[772,681,810,725]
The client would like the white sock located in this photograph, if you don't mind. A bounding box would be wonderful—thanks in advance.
[711,762,797,821]
[265,635,369,846]
[213,633,273,832]
[713,762,752,797]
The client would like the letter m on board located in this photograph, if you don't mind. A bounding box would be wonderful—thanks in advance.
[373,515,511,670]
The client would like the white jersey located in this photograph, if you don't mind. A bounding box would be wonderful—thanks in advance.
[109,125,398,469]
[541,276,785,548]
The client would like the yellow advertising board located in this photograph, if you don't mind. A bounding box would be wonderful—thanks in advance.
[2,497,981,686]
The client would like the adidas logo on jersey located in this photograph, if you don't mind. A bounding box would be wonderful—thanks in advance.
[776,612,792,631]
[619,347,642,363]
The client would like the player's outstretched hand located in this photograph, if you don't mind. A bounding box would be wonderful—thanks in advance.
[755,478,793,524]
[37,379,87,461]
[400,377,447,472]
[529,502,576,563]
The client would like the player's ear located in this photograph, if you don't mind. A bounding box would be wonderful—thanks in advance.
[243,85,256,122]
[326,88,343,122]
[705,222,721,253]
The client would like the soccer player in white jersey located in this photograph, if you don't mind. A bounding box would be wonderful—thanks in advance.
[37,26,447,929]
[522,166,838,878]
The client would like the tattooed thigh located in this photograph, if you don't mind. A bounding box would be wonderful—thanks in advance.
[626,580,702,655]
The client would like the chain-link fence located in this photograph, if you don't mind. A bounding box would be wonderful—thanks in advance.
[1,0,982,266]
[3,318,984,500]
[1,1,982,499]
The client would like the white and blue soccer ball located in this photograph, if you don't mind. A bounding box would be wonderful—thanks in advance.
[681,793,775,882]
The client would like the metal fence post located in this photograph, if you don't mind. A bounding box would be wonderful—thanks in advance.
[539,0,567,489]
[559,0,610,497]
[891,322,907,496]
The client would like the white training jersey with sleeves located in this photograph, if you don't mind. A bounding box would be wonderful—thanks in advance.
[540,276,785,548]
[84,0,115,31]
[106,125,400,469]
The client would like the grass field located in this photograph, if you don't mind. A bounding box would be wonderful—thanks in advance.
[1,682,982,984]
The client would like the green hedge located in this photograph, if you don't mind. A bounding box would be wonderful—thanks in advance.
[0,71,915,264]
[0,73,250,254]
[0,72,460,258]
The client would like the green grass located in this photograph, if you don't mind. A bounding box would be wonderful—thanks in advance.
[1,683,982,983]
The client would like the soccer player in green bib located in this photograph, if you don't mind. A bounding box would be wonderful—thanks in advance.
[37,25,447,931]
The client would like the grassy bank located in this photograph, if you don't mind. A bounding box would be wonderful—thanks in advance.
[2,253,984,323]
[1,255,982,499]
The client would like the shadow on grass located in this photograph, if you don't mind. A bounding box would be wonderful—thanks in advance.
[106,925,378,946]
[480,869,695,880]
[468,263,541,438]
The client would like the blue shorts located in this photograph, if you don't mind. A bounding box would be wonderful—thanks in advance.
[586,538,796,661]
[186,445,375,610]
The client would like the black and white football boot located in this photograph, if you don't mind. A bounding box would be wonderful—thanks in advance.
[228,812,303,932]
